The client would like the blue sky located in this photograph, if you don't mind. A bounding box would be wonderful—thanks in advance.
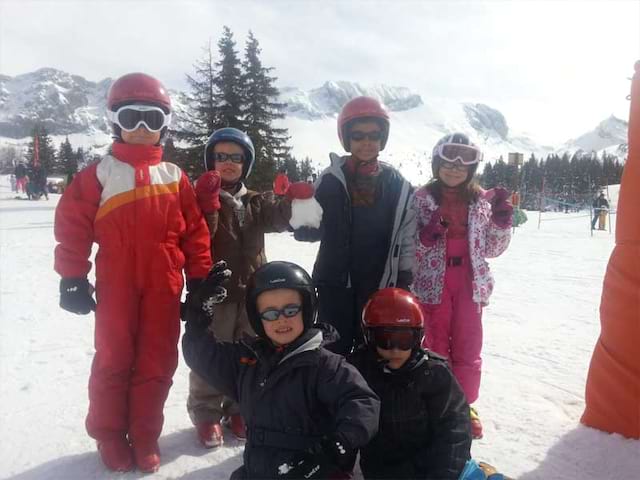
[1,0,638,143]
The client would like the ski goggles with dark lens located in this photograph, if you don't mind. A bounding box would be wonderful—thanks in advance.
[259,304,302,322]
[214,152,245,164]
[368,327,420,351]
[350,130,383,142]
[107,105,171,132]
[435,143,483,165]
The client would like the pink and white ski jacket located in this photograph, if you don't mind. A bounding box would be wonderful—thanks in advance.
[411,188,511,306]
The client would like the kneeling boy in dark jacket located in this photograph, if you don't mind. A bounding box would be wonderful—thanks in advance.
[348,288,472,480]
[183,261,380,479]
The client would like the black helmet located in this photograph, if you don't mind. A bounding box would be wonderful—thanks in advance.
[431,132,482,181]
[204,127,256,180]
[246,261,318,339]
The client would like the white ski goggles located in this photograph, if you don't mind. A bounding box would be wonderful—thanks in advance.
[434,143,483,165]
[107,105,171,132]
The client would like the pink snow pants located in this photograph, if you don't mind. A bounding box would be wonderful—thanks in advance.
[421,238,483,403]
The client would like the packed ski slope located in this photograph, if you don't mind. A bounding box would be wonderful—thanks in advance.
[0,178,637,480]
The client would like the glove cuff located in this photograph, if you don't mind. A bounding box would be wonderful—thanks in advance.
[60,277,88,292]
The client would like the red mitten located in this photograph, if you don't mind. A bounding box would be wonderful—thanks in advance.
[286,182,315,200]
[195,170,222,213]
[419,209,447,247]
[487,187,513,228]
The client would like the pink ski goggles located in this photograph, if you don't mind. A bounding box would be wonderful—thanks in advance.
[107,104,171,132]
[434,143,483,165]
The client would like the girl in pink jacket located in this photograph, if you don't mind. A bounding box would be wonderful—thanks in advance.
[411,133,512,440]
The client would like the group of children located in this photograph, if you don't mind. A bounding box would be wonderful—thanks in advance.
[53,72,512,479]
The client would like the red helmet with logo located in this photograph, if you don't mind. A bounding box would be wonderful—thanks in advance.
[107,72,171,113]
[337,96,390,152]
[362,288,424,329]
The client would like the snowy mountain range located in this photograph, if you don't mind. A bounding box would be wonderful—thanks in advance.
[0,68,629,182]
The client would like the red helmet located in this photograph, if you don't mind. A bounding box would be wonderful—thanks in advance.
[362,288,424,329]
[107,72,171,112]
[337,96,390,152]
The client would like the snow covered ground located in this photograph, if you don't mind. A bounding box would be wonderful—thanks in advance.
[1,176,638,480]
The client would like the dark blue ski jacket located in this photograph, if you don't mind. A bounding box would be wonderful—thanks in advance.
[295,153,416,290]
[183,319,380,479]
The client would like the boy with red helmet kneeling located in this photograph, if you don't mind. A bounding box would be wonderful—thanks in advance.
[349,288,512,480]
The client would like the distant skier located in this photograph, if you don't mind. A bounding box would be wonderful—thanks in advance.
[295,96,416,355]
[591,192,610,230]
[412,133,512,440]
[28,164,48,200]
[14,162,27,194]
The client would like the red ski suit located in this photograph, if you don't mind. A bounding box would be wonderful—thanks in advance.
[54,143,211,444]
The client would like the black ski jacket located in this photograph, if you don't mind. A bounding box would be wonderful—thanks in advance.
[183,320,380,479]
[348,347,472,480]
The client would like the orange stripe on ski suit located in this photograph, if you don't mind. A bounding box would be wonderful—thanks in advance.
[581,60,640,439]
[95,182,179,221]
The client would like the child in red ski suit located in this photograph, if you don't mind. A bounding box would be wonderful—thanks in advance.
[53,73,212,473]
[411,133,512,439]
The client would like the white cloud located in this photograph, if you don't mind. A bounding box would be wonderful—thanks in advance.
[0,0,638,143]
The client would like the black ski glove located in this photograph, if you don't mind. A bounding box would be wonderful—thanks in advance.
[395,270,413,291]
[317,434,357,474]
[182,261,231,328]
[294,226,322,242]
[276,451,335,479]
[59,277,96,315]
[277,434,355,479]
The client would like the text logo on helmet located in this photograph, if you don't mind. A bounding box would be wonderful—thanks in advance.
[107,72,172,112]
[337,96,390,152]
[362,288,424,329]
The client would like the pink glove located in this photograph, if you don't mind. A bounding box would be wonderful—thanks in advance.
[286,181,315,200]
[419,209,447,247]
[487,187,513,228]
[195,170,222,213]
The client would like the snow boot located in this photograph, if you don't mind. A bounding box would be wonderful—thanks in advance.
[197,421,224,448]
[97,437,134,472]
[459,459,514,480]
[132,440,161,473]
[470,406,483,439]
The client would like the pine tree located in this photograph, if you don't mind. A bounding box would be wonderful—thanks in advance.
[58,136,77,179]
[213,26,246,130]
[26,124,57,173]
[297,157,315,183]
[242,31,291,191]
[480,163,496,188]
[182,41,218,143]
[178,28,247,180]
